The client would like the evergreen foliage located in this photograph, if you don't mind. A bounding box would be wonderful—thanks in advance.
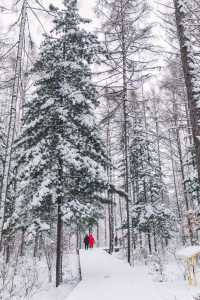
[15,0,108,233]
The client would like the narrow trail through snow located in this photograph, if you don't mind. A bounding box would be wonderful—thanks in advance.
[67,249,162,300]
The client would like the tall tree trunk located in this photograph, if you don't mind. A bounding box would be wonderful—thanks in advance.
[0,0,27,248]
[5,237,10,264]
[120,0,131,264]
[20,228,25,257]
[55,30,67,286]
[33,232,39,258]
[108,201,114,253]
[96,222,100,248]
[118,196,125,249]
[104,206,107,247]
[174,0,200,182]
[172,92,193,244]
[56,196,63,287]
[106,94,114,254]
[56,158,64,287]
[147,229,152,255]
[168,130,182,221]
[153,225,157,253]
[152,95,164,202]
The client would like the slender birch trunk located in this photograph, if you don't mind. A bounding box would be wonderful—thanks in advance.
[0,0,27,247]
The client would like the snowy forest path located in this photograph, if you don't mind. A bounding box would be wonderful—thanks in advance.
[66,249,162,300]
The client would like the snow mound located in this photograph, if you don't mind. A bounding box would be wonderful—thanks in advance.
[176,246,200,258]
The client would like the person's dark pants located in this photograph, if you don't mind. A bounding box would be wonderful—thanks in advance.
[85,243,89,250]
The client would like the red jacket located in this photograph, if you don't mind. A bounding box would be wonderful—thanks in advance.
[88,234,95,247]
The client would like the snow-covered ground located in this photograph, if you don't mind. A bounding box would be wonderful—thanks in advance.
[66,249,199,300]
[4,248,199,299]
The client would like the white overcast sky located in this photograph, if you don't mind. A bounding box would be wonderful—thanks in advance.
[0,0,170,92]
[0,0,99,43]
[0,0,168,52]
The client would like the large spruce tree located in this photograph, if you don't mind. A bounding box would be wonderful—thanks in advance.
[15,0,108,286]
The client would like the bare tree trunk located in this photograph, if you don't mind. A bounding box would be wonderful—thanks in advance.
[76,224,79,249]
[104,206,107,247]
[168,130,182,221]
[152,95,164,202]
[153,225,157,253]
[20,228,25,257]
[77,248,82,281]
[56,196,63,287]
[0,0,27,247]
[96,222,100,248]
[120,0,131,264]
[106,94,114,254]
[174,0,200,182]
[5,239,10,264]
[108,201,114,253]
[33,232,39,258]
[147,229,152,255]
[139,231,142,248]
[118,196,125,249]
[171,92,193,244]
[56,158,64,287]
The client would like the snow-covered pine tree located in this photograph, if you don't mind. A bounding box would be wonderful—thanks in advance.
[15,0,108,287]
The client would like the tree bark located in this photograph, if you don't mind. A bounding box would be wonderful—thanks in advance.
[174,0,200,182]
[120,0,131,264]
[0,0,27,247]
[33,232,39,258]
[56,196,63,287]
[168,130,182,221]
[171,92,193,244]
[147,229,152,255]
[106,94,114,254]
[56,158,63,287]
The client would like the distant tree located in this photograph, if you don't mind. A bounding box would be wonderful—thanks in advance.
[129,108,175,254]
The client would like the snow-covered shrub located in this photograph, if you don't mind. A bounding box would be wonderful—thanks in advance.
[41,235,54,283]
[17,257,41,299]
[148,253,166,282]
[0,254,41,300]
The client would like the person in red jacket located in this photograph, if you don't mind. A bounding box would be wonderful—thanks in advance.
[88,233,95,248]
